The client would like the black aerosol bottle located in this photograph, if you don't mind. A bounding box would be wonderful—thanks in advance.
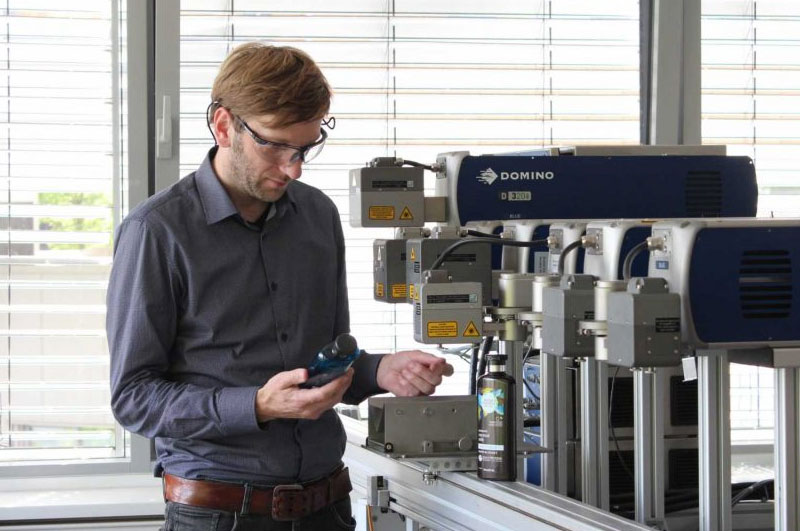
[477,353,516,480]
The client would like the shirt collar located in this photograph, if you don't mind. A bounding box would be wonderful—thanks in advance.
[195,147,297,226]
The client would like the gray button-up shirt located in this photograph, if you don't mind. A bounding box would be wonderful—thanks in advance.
[107,148,384,483]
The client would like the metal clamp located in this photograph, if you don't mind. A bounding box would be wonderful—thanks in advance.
[578,319,607,336]
[367,475,390,509]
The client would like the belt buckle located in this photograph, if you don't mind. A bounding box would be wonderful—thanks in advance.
[271,483,309,521]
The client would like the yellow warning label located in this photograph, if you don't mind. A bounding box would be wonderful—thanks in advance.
[391,283,407,299]
[409,247,416,261]
[427,321,458,338]
[399,206,414,220]
[463,320,480,337]
[368,206,395,220]
[408,284,416,301]
[375,282,385,297]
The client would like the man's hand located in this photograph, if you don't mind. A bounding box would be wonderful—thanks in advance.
[377,351,454,397]
[255,368,353,423]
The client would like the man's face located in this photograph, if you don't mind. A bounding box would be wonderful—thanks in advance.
[227,115,323,203]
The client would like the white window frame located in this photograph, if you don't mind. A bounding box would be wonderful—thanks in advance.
[0,0,153,479]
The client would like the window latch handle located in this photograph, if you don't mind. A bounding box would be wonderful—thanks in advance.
[156,95,173,159]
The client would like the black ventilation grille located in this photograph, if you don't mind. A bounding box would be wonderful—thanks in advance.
[670,376,698,427]
[739,250,792,319]
[685,171,722,217]
[668,448,699,491]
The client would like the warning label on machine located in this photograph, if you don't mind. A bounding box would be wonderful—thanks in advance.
[368,206,395,220]
[391,283,407,298]
[399,206,414,220]
[375,283,385,297]
[427,321,458,337]
[463,321,480,337]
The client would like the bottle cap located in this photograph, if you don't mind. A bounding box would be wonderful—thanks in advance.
[333,333,358,356]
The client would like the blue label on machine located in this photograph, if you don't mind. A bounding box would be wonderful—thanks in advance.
[454,155,757,224]
[656,260,670,270]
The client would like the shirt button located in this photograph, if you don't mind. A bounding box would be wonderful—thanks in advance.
[280,332,289,342]
[271,281,278,291]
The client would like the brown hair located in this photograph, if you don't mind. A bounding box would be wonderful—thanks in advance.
[209,43,331,128]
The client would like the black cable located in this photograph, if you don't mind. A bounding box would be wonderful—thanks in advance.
[476,335,493,388]
[521,342,540,401]
[206,100,219,145]
[466,229,501,239]
[430,237,549,271]
[557,239,583,276]
[523,379,540,404]
[609,367,635,482]
[402,159,436,171]
[468,342,480,395]
[622,240,648,280]
[731,478,774,507]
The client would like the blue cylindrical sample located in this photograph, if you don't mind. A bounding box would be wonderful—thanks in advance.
[307,333,360,377]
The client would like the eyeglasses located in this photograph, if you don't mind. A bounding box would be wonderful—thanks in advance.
[234,114,327,164]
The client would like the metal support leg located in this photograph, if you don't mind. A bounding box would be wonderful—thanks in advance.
[500,340,526,482]
[581,358,609,509]
[697,350,731,531]
[540,352,568,494]
[775,366,800,531]
[634,369,665,526]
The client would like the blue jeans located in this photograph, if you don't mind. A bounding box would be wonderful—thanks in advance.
[161,497,356,531]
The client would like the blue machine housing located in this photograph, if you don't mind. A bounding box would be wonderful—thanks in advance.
[688,227,800,344]
[454,155,757,225]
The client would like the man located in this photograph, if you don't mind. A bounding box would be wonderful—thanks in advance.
[107,43,451,530]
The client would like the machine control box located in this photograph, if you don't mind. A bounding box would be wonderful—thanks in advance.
[414,280,483,344]
[542,274,596,358]
[373,228,429,303]
[606,277,682,368]
[367,395,478,463]
[349,161,425,228]
[406,237,492,305]
[373,238,408,303]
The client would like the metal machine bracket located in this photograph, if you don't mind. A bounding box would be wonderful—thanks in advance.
[368,475,391,509]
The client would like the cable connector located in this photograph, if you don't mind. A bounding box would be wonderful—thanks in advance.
[647,236,666,252]
[581,233,599,250]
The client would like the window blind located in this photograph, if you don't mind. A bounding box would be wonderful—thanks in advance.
[178,1,640,394]
[702,0,800,439]
[702,0,800,218]
[0,1,123,462]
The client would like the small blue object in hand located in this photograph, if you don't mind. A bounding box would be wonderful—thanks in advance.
[300,333,362,388]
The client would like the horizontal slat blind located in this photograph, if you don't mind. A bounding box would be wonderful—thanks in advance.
[702,0,800,217]
[0,1,122,462]
[179,0,640,377]
[702,0,800,439]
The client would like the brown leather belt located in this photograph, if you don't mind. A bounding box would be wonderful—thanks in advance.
[163,467,352,521]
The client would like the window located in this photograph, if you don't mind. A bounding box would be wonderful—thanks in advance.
[702,0,800,218]
[177,1,640,394]
[702,0,800,444]
[0,1,135,469]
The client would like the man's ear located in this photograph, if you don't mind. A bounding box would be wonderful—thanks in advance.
[213,107,234,148]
